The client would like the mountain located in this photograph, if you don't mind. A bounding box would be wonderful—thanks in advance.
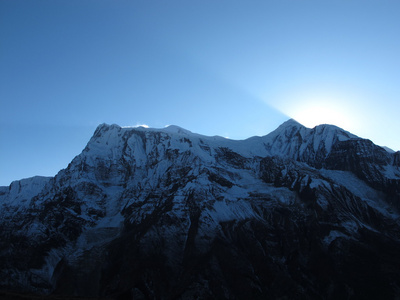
[1,119,399,299]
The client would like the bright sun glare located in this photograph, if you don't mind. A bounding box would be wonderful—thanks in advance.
[290,101,355,130]
[272,90,363,132]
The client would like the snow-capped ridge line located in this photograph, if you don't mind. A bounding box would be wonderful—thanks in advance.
[4,119,398,189]
[94,119,361,144]
[69,119,396,168]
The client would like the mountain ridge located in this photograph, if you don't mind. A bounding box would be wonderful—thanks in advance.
[1,119,399,299]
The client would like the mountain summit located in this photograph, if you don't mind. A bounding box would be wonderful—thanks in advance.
[1,120,399,299]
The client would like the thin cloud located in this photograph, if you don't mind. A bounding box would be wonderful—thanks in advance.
[122,124,150,128]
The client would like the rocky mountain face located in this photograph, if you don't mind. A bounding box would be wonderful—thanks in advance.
[1,119,400,299]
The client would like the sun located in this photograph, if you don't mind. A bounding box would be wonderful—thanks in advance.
[270,87,364,132]
[290,100,355,130]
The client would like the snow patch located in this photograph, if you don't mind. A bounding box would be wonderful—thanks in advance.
[320,169,397,217]
[0,176,51,207]
[384,164,400,179]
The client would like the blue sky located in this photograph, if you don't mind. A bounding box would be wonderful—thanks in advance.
[1,0,400,186]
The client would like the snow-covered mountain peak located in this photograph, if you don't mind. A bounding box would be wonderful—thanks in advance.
[93,123,195,137]
[162,125,193,135]
[95,123,120,131]
[0,176,51,207]
[271,119,356,141]
[91,123,123,140]
[257,119,362,160]
[87,119,363,164]
[272,118,304,136]
[312,123,358,141]
[279,118,304,128]
[1,118,400,299]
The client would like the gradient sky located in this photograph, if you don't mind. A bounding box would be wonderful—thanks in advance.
[1,0,400,186]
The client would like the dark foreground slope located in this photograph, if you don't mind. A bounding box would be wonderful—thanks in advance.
[1,120,399,299]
